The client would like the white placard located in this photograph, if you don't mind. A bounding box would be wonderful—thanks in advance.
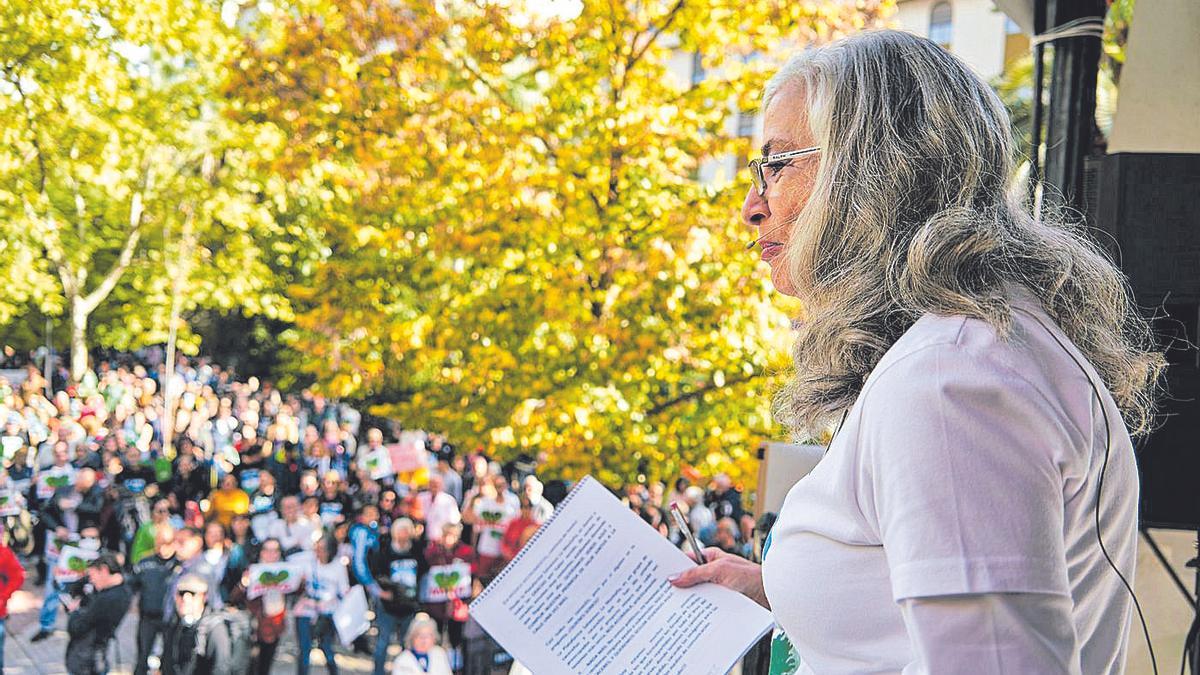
[333,585,370,646]
[420,561,472,603]
[54,545,99,583]
[245,562,305,599]
[362,448,394,481]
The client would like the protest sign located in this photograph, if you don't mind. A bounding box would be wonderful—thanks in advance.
[362,448,394,481]
[54,545,99,583]
[246,563,305,599]
[420,561,472,602]
[0,490,21,517]
[36,468,75,500]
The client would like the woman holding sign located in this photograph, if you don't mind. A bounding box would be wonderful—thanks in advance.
[671,30,1161,674]
[229,537,304,675]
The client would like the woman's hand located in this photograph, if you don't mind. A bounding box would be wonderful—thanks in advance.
[668,547,770,610]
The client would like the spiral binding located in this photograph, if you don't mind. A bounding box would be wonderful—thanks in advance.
[470,474,596,606]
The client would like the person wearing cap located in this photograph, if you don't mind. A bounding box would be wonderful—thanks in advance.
[161,573,211,674]
[63,552,133,675]
[161,571,254,675]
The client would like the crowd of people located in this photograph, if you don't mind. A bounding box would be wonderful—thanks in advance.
[0,352,756,674]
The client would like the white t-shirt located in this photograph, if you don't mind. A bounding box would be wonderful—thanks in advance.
[419,491,461,541]
[268,517,316,553]
[761,295,1138,674]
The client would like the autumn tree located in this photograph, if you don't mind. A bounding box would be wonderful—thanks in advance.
[0,0,295,381]
[230,0,891,486]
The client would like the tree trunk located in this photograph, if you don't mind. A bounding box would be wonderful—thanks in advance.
[69,294,89,383]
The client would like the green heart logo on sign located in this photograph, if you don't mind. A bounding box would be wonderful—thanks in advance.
[481,510,503,524]
[47,475,70,488]
[67,556,87,572]
[258,570,290,585]
[434,571,461,590]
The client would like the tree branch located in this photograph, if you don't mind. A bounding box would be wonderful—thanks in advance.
[645,369,762,416]
[80,165,154,314]
[623,0,685,85]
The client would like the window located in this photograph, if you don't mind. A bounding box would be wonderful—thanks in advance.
[691,51,706,86]
[736,109,757,138]
[929,2,953,48]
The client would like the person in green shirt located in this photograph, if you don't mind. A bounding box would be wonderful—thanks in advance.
[131,498,173,563]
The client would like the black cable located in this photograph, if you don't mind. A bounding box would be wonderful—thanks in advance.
[1016,307,1157,675]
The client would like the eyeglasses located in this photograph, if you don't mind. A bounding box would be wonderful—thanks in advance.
[748,146,821,197]
[176,590,201,598]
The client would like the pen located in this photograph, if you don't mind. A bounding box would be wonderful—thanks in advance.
[670,501,707,567]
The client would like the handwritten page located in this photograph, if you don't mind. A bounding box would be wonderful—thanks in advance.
[470,476,773,675]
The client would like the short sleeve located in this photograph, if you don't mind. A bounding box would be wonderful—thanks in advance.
[856,338,1081,602]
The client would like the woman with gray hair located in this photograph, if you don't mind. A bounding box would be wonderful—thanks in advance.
[671,29,1162,674]
[390,612,452,675]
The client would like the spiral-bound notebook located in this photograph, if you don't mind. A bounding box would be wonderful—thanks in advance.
[470,475,774,674]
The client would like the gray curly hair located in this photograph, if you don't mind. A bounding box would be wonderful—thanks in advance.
[765,30,1164,438]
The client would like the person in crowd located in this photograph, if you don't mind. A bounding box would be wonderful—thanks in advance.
[32,469,104,642]
[209,473,250,529]
[318,471,353,528]
[423,522,474,657]
[499,497,540,565]
[707,473,743,522]
[370,517,426,675]
[248,469,280,536]
[166,526,225,617]
[130,525,180,675]
[433,455,462,506]
[520,476,553,523]
[683,485,715,545]
[296,534,348,675]
[713,517,743,557]
[131,497,174,563]
[64,552,134,675]
[161,573,252,675]
[299,470,321,501]
[0,531,25,673]
[417,474,459,542]
[391,613,453,675]
[378,490,401,531]
[269,494,316,558]
[224,514,256,597]
[228,537,300,675]
[168,454,210,511]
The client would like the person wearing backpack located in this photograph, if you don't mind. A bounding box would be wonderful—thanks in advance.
[161,573,252,675]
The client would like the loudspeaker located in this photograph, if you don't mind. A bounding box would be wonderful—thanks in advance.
[1095,153,1200,529]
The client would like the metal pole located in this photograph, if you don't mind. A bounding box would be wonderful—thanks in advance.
[43,316,52,398]
[1029,1,1048,213]
[1041,0,1106,215]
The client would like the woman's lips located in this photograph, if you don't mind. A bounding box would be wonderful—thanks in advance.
[760,242,783,262]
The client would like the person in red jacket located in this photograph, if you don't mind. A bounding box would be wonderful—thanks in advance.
[0,536,27,672]
[499,497,539,565]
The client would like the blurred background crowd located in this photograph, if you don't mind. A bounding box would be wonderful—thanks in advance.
[0,351,759,674]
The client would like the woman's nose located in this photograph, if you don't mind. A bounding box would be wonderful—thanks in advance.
[742,187,769,230]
